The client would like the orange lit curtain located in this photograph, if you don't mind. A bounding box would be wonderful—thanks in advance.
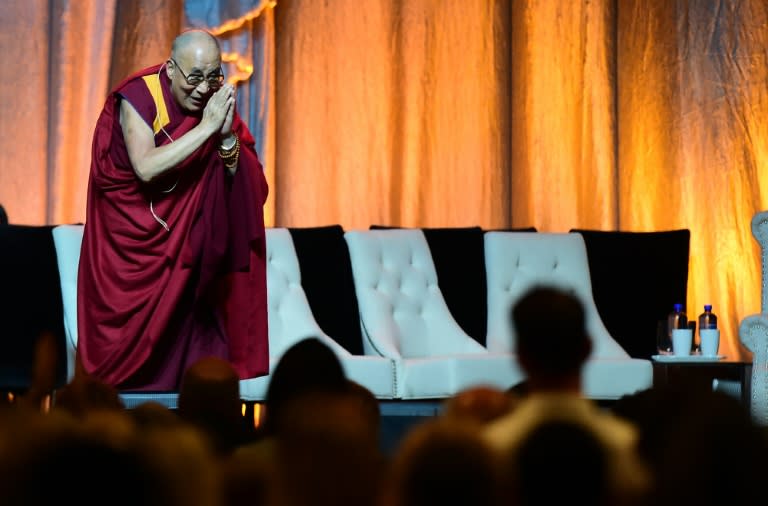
[0,1,117,225]
[616,0,768,359]
[274,0,512,228]
[2,0,767,359]
[0,0,183,225]
[273,0,768,359]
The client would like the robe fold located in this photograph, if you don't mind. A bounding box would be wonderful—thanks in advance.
[77,63,269,390]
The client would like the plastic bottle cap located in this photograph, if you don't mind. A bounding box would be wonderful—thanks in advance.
[704,304,712,311]
[674,303,683,311]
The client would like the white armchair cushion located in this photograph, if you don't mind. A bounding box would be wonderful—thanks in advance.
[51,224,84,381]
[346,229,523,399]
[345,229,487,358]
[397,353,525,399]
[581,358,654,400]
[485,232,628,359]
[243,228,396,401]
[484,231,652,399]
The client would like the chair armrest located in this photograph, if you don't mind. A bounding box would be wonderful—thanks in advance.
[739,314,768,424]
[751,210,768,246]
[358,309,404,360]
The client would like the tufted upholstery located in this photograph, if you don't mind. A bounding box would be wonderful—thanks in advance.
[51,224,654,402]
[51,225,396,401]
[485,232,625,357]
[484,232,653,399]
[370,225,489,344]
[345,229,524,398]
[240,228,396,400]
[739,210,768,425]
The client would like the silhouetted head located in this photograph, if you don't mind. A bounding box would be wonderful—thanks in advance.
[262,338,347,435]
[508,419,609,506]
[177,356,244,455]
[512,286,592,385]
[179,356,240,416]
[389,419,502,506]
[442,385,516,426]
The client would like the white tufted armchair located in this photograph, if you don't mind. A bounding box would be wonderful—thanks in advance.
[345,229,525,399]
[51,225,397,403]
[239,228,397,400]
[484,232,653,399]
[739,210,768,425]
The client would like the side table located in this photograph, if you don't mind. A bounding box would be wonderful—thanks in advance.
[652,356,752,406]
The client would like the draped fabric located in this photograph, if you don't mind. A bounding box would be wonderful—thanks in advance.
[0,0,117,225]
[274,0,512,228]
[510,1,618,230]
[616,0,768,360]
[273,0,768,360]
[77,63,269,388]
[107,0,185,92]
[1,0,767,359]
[185,0,277,225]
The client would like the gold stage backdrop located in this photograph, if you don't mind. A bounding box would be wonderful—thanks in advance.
[1,0,767,359]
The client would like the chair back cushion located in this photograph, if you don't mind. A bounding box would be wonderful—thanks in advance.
[0,224,68,389]
[266,228,345,357]
[371,226,488,344]
[345,229,486,357]
[484,232,627,359]
[569,229,690,359]
[288,225,364,354]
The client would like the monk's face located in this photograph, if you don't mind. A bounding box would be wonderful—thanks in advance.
[167,44,223,113]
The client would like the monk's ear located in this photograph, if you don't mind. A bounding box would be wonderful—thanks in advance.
[166,60,175,77]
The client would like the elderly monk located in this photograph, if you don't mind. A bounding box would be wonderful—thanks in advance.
[77,29,269,391]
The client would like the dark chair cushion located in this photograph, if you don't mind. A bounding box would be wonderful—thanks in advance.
[288,225,364,355]
[569,229,690,360]
[370,225,488,344]
[483,227,538,233]
[0,225,67,390]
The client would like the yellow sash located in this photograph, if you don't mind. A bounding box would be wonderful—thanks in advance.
[141,74,170,135]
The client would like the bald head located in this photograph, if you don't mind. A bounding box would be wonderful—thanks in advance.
[171,29,221,60]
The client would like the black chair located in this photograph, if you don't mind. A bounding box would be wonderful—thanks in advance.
[0,225,68,392]
[569,229,690,360]
[288,225,365,355]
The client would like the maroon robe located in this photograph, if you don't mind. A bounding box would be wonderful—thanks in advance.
[77,63,269,390]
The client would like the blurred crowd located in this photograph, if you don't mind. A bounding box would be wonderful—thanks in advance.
[1,287,765,506]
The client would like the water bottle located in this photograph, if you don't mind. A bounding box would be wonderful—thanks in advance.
[668,303,688,332]
[698,304,720,356]
[698,304,718,331]
[659,303,687,354]
[698,304,718,353]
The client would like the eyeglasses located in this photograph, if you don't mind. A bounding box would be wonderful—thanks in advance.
[170,58,225,89]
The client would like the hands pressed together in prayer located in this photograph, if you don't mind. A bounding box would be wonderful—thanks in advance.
[202,83,236,140]
[205,83,240,174]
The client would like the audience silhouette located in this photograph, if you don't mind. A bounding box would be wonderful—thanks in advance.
[483,285,651,504]
[177,356,253,457]
[1,292,766,506]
